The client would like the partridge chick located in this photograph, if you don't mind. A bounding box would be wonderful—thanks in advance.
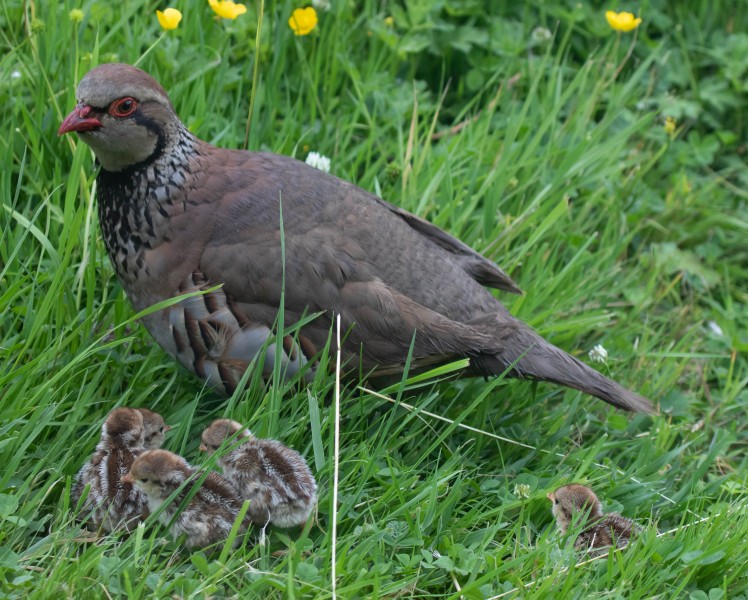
[137,408,172,449]
[72,407,155,532]
[122,449,247,549]
[548,483,639,552]
[200,419,317,528]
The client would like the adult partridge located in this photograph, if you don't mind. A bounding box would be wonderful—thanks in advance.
[122,449,248,549]
[59,63,654,413]
[548,483,639,551]
[200,419,317,528]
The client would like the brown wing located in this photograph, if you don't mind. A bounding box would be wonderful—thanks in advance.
[373,197,522,294]
[195,151,513,374]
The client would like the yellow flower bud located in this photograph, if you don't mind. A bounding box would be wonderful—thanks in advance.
[664,117,676,135]
[605,10,642,32]
[156,8,182,30]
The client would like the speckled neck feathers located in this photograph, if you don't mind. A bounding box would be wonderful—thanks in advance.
[96,124,200,290]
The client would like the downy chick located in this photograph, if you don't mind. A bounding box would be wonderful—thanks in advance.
[72,407,152,532]
[200,419,317,528]
[548,483,639,551]
[122,449,247,549]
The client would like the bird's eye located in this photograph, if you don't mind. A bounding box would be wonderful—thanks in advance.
[159,427,165,433]
[109,97,138,118]
[554,499,559,505]
[141,478,149,484]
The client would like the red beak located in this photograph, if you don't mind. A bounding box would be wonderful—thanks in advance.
[58,105,103,136]
[121,473,134,484]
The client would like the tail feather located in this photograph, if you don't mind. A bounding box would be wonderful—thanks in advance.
[472,326,657,414]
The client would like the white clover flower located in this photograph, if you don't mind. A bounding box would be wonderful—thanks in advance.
[305,151,331,173]
[588,344,608,363]
[513,483,531,499]
[311,0,331,12]
[707,321,723,336]
[529,26,552,46]
[11,70,21,80]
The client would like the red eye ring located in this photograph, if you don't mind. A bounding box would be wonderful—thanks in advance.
[109,97,138,118]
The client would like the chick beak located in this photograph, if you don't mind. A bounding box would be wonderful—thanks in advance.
[58,104,103,136]
[121,473,134,484]
[163,425,172,432]
[198,443,208,452]
[546,493,554,501]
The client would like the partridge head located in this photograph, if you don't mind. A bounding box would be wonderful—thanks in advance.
[137,408,171,449]
[548,483,638,551]
[200,419,317,528]
[199,419,251,453]
[72,407,149,533]
[121,448,187,502]
[123,449,247,549]
[59,63,656,415]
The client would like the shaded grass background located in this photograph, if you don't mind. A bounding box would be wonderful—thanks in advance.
[1,0,747,598]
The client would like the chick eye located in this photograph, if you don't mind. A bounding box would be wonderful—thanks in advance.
[109,97,138,118]
[554,499,560,505]
[140,478,149,484]
[159,427,165,433]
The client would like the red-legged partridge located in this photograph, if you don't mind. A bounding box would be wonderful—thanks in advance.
[58,63,655,414]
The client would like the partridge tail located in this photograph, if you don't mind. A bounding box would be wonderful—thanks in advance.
[472,324,656,414]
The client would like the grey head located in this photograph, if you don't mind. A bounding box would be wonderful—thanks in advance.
[58,63,180,172]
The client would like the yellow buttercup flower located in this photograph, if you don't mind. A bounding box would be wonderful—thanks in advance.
[208,0,247,20]
[156,8,182,30]
[289,7,318,36]
[664,117,676,135]
[605,10,642,32]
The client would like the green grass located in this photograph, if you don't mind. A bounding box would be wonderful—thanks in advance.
[1,0,747,598]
